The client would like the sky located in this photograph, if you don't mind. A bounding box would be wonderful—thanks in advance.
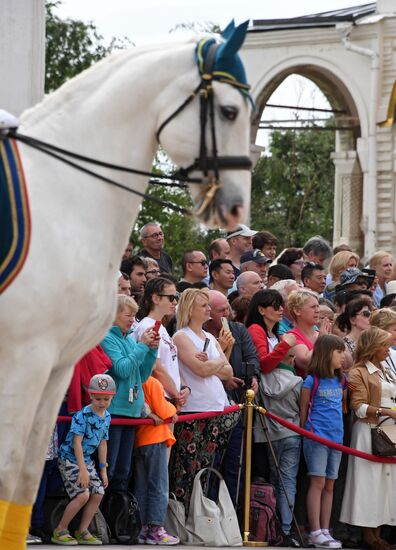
[55,0,365,149]
[55,0,366,45]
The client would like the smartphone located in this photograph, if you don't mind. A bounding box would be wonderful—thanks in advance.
[362,268,376,278]
[221,317,230,331]
[203,337,210,352]
[153,320,162,336]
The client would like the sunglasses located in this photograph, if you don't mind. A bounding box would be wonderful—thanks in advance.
[356,310,371,318]
[188,260,208,266]
[158,293,180,303]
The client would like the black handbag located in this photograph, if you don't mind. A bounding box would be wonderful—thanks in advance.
[371,417,396,456]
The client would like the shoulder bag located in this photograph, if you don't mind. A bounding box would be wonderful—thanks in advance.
[371,417,396,456]
[186,467,242,547]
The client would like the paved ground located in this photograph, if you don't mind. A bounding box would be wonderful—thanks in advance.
[35,545,366,549]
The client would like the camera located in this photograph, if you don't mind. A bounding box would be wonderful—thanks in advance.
[241,362,256,389]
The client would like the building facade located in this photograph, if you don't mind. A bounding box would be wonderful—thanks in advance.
[242,1,396,259]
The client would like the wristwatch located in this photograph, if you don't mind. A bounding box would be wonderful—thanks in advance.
[98,462,108,469]
[375,408,382,418]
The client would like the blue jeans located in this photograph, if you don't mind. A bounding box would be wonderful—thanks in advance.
[107,424,135,493]
[267,436,301,535]
[133,442,169,526]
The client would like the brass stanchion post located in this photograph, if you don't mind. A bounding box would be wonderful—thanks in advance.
[243,389,268,547]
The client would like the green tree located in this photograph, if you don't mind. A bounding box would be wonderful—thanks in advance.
[131,180,223,278]
[45,0,131,93]
[251,128,335,249]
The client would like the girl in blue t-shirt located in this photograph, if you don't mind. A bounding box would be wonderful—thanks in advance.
[300,335,346,549]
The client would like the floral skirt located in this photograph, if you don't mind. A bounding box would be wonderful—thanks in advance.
[169,413,236,515]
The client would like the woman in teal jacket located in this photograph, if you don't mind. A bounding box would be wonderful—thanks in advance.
[101,294,159,493]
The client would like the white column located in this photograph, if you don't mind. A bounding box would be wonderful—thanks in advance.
[0,0,45,116]
[331,151,363,255]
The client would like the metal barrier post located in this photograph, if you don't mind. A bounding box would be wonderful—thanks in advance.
[243,389,268,547]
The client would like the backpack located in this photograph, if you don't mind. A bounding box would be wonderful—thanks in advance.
[42,493,110,544]
[249,479,282,546]
[102,491,141,544]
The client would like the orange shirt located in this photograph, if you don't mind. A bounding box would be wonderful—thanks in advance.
[134,376,176,449]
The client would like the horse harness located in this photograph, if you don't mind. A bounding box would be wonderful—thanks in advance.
[4,39,252,217]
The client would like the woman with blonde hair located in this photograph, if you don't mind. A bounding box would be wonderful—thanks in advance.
[324,251,360,302]
[369,250,393,307]
[169,288,234,513]
[340,327,396,550]
[286,290,331,376]
[101,295,159,494]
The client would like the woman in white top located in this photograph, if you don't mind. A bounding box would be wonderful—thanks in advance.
[340,327,396,550]
[133,277,190,408]
[169,288,233,513]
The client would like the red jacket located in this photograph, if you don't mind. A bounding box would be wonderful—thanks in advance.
[67,345,112,413]
[247,323,291,374]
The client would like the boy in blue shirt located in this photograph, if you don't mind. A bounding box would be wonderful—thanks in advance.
[52,374,116,546]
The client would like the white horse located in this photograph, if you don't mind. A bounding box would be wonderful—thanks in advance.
[0,22,252,548]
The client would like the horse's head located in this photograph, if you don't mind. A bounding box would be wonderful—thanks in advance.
[156,21,253,231]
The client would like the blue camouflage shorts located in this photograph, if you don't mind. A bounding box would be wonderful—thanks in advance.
[58,458,104,499]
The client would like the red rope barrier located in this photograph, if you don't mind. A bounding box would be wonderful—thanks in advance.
[58,404,241,426]
[260,408,396,464]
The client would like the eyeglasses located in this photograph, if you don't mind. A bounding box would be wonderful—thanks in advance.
[188,260,208,266]
[356,310,371,318]
[146,269,161,275]
[143,231,163,239]
[158,293,180,302]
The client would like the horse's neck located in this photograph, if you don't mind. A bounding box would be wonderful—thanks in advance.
[21,42,197,172]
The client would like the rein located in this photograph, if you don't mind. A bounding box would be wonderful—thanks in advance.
[8,38,252,218]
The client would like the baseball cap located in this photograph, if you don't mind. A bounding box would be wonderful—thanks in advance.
[88,374,116,395]
[226,224,257,240]
[240,249,271,265]
[339,267,373,288]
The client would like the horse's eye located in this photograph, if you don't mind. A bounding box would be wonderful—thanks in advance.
[220,105,238,121]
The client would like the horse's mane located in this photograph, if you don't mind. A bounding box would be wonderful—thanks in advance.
[21,34,217,126]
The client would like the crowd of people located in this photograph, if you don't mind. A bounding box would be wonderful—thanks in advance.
[28,222,396,549]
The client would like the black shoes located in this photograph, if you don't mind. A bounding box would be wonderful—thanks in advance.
[282,532,302,548]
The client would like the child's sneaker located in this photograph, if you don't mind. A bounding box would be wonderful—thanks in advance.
[138,525,149,544]
[146,526,179,545]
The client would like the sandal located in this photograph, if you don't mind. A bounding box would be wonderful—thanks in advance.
[309,531,342,548]
[51,529,78,546]
[74,530,102,545]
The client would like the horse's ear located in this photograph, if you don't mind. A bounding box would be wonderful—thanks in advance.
[221,19,235,40]
[219,20,249,58]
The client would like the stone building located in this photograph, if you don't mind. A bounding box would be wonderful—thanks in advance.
[242,0,396,259]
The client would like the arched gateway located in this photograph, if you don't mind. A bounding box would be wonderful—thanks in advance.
[241,1,396,259]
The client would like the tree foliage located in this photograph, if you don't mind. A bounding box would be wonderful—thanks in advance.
[251,128,335,250]
[131,182,223,278]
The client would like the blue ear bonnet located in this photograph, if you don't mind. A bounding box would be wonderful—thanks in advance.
[194,20,254,105]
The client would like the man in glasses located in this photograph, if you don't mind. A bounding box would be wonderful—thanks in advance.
[177,250,209,293]
[139,222,173,274]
